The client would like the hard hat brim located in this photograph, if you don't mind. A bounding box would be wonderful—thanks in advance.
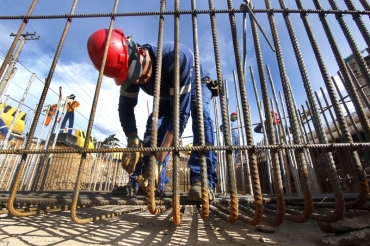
[116,40,142,89]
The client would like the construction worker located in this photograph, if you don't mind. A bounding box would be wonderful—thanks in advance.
[60,94,80,134]
[220,112,240,164]
[0,118,16,148]
[254,110,281,134]
[87,28,218,201]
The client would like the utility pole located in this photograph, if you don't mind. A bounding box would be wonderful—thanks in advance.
[0,32,40,98]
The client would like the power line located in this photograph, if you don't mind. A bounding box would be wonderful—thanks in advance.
[0,1,125,144]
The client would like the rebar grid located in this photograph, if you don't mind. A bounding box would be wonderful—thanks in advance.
[0,0,369,227]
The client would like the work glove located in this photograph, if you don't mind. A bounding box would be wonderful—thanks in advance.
[206,79,219,97]
[8,139,16,149]
[136,161,163,193]
[121,138,143,174]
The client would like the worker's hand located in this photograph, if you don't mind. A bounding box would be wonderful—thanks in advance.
[136,161,163,192]
[206,79,219,97]
[121,138,143,174]
[8,139,16,149]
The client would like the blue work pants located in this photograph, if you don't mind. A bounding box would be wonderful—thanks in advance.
[60,111,74,134]
[188,81,218,188]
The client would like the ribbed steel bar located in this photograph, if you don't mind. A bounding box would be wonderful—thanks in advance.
[328,0,370,89]
[315,90,354,191]
[171,0,182,225]
[300,104,321,194]
[228,0,264,224]
[314,91,350,189]
[265,0,311,225]
[318,0,370,146]
[3,141,370,156]
[279,92,302,195]
[146,0,167,217]
[332,76,367,168]
[191,0,210,221]
[6,0,78,218]
[278,0,340,222]
[317,89,354,180]
[266,66,293,194]
[207,0,237,224]
[344,0,370,48]
[299,0,369,211]
[0,0,37,80]
[0,9,368,20]
[330,77,370,209]
[359,0,370,10]
[212,97,225,194]
[250,68,273,194]
[232,72,246,193]
[269,99,289,193]
[69,0,122,224]
[241,5,256,195]
[347,64,370,112]
[298,106,326,193]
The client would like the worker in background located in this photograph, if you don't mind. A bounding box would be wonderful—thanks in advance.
[230,112,240,164]
[254,110,281,134]
[0,118,16,148]
[59,94,80,134]
[254,110,286,193]
[87,28,219,201]
[220,112,240,164]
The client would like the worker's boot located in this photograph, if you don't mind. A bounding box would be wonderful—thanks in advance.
[188,182,214,202]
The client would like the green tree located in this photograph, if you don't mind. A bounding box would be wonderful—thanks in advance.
[102,134,120,148]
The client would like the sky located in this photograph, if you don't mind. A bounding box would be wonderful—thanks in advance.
[0,0,368,146]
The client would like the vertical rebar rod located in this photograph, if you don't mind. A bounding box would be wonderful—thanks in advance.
[265,0,309,225]
[298,0,368,209]
[344,0,370,49]
[301,102,321,194]
[250,67,273,194]
[266,66,294,194]
[213,97,225,194]
[7,0,78,217]
[147,0,167,216]
[332,76,368,168]
[328,0,370,87]
[249,4,284,211]
[171,0,182,225]
[347,63,370,111]
[269,99,289,193]
[359,0,370,10]
[208,0,239,224]
[279,1,339,215]
[69,0,124,223]
[316,89,354,186]
[279,91,302,195]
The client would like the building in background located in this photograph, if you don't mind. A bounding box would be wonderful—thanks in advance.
[344,48,370,108]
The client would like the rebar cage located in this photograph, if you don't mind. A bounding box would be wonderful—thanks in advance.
[0,0,370,226]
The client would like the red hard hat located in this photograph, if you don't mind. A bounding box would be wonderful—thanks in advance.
[87,28,129,85]
[231,112,237,116]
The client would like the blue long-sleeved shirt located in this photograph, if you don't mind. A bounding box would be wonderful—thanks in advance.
[119,42,211,136]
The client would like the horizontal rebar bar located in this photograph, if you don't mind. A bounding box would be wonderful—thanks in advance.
[0,9,369,20]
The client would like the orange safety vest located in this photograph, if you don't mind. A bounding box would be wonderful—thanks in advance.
[44,104,57,126]
[66,101,80,112]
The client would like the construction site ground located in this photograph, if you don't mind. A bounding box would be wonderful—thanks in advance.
[0,205,326,246]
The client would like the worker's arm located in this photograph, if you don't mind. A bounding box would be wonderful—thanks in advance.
[156,130,173,164]
[118,85,140,137]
